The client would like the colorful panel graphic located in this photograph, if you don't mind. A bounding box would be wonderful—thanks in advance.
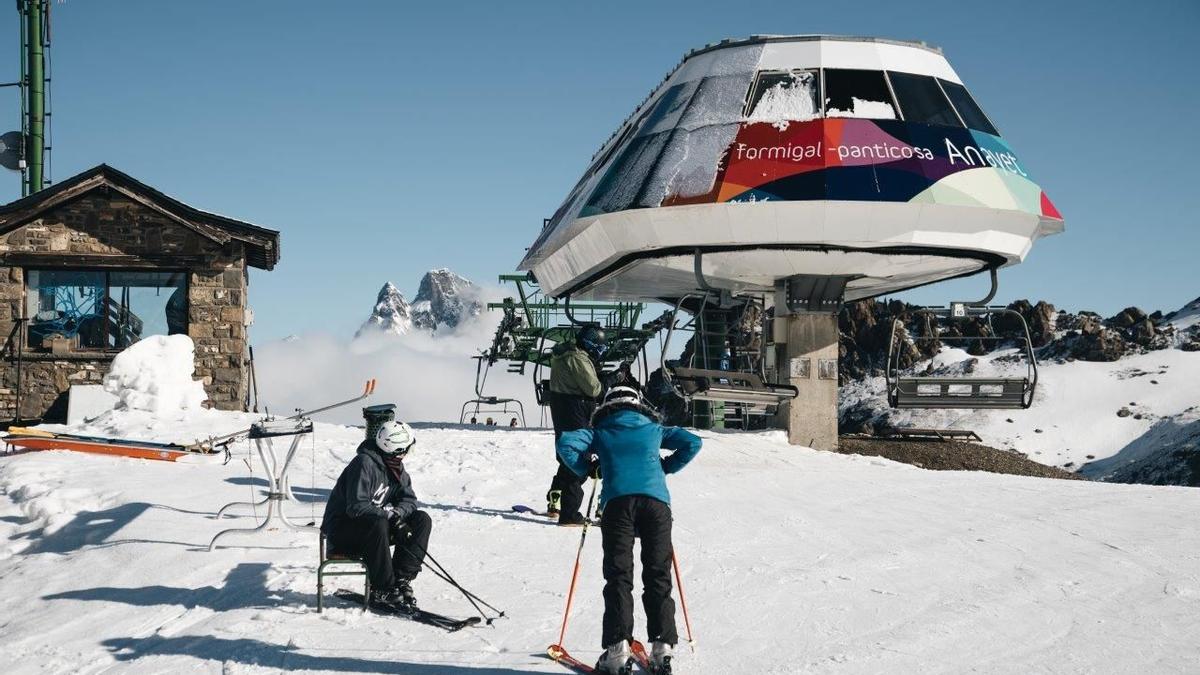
[581,118,1061,221]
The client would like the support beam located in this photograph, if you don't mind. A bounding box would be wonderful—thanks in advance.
[776,312,839,450]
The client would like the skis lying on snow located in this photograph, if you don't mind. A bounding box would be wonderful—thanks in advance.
[512,505,598,526]
[546,641,653,674]
[333,590,480,632]
[2,428,192,462]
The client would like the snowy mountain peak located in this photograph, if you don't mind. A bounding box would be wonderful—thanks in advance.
[355,271,484,338]
[356,281,414,337]
[411,269,483,332]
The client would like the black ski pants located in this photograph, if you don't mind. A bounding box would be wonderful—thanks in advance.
[326,510,432,590]
[600,495,678,647]
[548,446,586,517]
[548,391,595,519]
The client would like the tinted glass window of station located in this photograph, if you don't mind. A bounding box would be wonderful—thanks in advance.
[745,70,821,122]
[823,69,898,120]
[887,72,963,127]
[25,269,188,351]
[107,271,189,348]
[938,79,999,135]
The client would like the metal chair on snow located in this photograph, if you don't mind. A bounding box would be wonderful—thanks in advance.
[316,531,369,613]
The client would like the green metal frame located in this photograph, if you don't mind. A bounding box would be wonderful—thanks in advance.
[482,273,657,373]
[316,532,369,613]
[19,0,49,196]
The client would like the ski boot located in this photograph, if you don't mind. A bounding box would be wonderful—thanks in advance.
[369,586,410,612]
[557,512,587,527]
[546,489,562,518]
[650,642,673,674]
[392,578,418,610]
[595,641,634,675]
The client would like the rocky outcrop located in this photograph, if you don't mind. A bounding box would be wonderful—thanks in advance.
[411,269,483,332]
[838,297,1185,382]
[356,270,484,338]
[356,282,413,337]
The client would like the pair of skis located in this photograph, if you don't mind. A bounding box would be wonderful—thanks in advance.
[333,589,480,632]
[547,640,662,674]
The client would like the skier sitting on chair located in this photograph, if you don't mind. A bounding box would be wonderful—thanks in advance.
[556,385,702,675]
[321,420,431,611]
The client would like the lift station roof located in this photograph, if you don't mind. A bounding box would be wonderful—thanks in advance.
[519,35,1064,302]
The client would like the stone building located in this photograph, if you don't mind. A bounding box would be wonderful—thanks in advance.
[0,165,279,422]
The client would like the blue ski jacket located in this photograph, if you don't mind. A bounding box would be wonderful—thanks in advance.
[556,408,702,508]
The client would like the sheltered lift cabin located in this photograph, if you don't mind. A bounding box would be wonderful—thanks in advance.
[519,35,1064,448]
[0,165,280,423]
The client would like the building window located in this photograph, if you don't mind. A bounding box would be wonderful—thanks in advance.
[937,78,999,135]
[25,269,188,351]
[886,72,964,127]
[745,70,821,123]
[823,69,898,120]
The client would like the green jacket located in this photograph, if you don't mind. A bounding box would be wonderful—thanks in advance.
[549,345,601,398]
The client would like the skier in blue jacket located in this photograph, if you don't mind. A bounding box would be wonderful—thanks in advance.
[557,385,702,675]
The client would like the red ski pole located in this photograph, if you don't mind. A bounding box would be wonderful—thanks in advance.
[672,550,696,652]
[554,477,600,649]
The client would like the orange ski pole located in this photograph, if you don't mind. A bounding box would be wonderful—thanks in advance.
[555,477,600,648]
[672,550,696,652]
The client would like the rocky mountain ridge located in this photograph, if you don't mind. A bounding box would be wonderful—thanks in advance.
[356,269,484,337]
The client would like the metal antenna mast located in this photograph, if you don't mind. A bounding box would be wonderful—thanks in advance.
[19,0,50,195]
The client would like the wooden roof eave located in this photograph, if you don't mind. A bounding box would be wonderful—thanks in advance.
[0,175,233,247]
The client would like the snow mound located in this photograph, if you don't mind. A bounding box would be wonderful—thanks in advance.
[101,335,208,417]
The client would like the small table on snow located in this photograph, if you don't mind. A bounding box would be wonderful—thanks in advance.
[209,418,317,551]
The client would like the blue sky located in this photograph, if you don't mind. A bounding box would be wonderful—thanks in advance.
[3,0,1197,340]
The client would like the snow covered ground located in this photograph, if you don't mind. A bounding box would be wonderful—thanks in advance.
[841,347,1200,474]
[2,415,1199,673]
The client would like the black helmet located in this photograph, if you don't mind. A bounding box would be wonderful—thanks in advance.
[577,324,607,361]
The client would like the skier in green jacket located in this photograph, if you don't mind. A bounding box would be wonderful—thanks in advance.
[545,325,605,525]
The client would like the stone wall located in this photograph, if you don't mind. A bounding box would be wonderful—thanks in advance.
[0,192,251,421]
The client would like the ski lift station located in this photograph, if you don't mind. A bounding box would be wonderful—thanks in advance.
[518,35,1065,449]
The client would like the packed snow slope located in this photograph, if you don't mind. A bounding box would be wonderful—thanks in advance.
[841,347,1200,474]
[2,418,1199,673]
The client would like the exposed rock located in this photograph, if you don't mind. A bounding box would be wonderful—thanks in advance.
[356,282,413,336]
[356,269,484,338]
[411,269,484,332]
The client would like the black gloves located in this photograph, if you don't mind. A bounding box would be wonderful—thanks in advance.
[660,457,670,474]
[387,510,406,539]
[587,453,602,479]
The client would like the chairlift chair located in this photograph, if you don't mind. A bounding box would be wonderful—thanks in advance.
[459,355,527,426]
[660,285,798,417]
[885,269,1039,410]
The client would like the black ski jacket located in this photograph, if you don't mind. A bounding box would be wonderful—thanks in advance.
[321,440,417,534]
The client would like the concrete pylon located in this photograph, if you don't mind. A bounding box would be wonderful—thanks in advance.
[776,313,839,449]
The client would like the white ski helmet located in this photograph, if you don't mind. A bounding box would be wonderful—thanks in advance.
[375,420,416,455]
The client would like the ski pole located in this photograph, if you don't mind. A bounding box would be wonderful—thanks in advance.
[556,476,599,648]
[422,550,506,622]
[394,538,503,624]
[672,550,696,653]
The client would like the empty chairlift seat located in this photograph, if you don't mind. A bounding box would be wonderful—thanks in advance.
[885,307,1038,410]
[669,366,798,410]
